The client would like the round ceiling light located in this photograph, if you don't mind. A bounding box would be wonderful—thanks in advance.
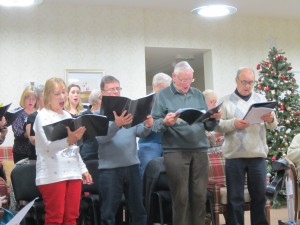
[0,0,43,7]
[191,4,237,17]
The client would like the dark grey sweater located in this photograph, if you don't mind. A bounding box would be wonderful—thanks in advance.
[151,82,218,151]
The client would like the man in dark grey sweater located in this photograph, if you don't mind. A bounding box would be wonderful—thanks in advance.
[96,75,153,225]
[151,61,221,225]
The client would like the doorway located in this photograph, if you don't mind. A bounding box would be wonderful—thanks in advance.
[145,47,213,94]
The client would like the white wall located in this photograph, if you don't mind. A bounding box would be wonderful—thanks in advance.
[1,2,300,145]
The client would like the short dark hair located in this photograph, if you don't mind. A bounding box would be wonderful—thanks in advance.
[100,75,120,90]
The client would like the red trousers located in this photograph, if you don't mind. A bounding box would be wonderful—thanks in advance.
[38,180,82,225]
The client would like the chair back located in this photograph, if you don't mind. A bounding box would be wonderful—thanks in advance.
[155,171,169,191]
[10,162,41,202]
[208,151,226,190]
[143,157,172,224]
[143,157,166,205]
[82,159,98,194]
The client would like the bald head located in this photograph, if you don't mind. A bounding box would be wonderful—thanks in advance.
[235,67,255,96]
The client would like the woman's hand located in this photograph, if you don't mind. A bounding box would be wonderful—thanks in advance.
[66,126,86,146]
[0,127,8,139]
[82,172,93,185]
[0,117,7,128]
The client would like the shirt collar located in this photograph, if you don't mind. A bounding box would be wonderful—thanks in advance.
[169,81,194,95]
[234,89,252,101]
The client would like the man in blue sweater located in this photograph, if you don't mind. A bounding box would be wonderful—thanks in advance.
[151,61,221,225]
[97,75,153,225]
[138,72,172,177]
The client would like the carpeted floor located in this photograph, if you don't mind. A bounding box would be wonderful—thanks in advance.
[155,206,292,225]
[219,206,290,225]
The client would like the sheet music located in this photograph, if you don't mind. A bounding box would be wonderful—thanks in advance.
[243,107,274,124]
[7,198,38,225]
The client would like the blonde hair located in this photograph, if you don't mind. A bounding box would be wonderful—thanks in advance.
[203,89,218,100]
[64,84,84,113]
[44,77,66,110]
[19,86,38,109]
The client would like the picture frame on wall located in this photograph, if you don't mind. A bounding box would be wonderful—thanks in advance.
[65,69,105,103]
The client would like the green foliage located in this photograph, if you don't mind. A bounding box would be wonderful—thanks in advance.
[256,47,300,208]
[255,47,300,159]
[271,191,287,209]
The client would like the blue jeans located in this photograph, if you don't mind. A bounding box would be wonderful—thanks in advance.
[138,143,163,177]
[98,164,147,225]
[225,158,268,225]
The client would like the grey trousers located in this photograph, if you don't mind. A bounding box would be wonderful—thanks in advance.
[164,150,208,225]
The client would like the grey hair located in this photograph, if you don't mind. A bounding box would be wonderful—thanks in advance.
[173,61,194,75]
[236,67,255,79]
[152,73,172,86]
[36,84,44,99]
[88,89,101,105]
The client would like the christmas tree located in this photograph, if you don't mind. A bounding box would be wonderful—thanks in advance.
[255,47,300,160]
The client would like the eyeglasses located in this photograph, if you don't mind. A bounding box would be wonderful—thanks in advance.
[176,77,195,83]
[102,87,122,93]
[238,78,256,86]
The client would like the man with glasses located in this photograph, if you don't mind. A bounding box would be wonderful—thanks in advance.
[151,61,221,225]
[96,75,153,225]
[215,67,278,225]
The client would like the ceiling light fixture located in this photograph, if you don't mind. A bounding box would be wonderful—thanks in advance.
[191,4,237,17]
[0,0,43,7]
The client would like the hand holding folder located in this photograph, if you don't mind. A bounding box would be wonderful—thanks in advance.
[175,102,223,125]
[100,93,155,128]
[243,101,277,124]
[43,114,109,143]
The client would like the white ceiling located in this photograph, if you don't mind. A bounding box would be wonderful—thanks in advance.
[52,0,300,20]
